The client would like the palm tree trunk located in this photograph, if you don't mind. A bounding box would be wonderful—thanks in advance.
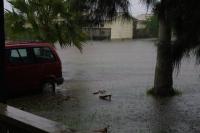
[153,17,174,96]
[0,0,6,102]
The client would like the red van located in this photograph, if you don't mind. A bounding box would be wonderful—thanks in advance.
[5,42,64,95]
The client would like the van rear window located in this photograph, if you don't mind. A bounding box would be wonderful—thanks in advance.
[33,47,55,62]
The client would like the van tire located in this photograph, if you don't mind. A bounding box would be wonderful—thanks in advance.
[42,81,55,94]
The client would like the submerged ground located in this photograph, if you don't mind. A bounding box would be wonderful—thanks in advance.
[8,39,200,133]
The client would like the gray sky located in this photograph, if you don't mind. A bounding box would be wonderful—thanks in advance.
[4,0,10,10]
[129,0,150,16]
[4,0,149,16]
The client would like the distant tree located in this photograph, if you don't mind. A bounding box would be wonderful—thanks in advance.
[145,15,159,37]
[5,12,38,41]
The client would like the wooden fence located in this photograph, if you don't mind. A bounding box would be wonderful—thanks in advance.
[83,28,111,40]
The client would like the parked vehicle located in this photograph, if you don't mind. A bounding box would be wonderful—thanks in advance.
[5,42,64,95]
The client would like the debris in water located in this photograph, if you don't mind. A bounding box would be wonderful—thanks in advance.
[93,91,99,95]
[93,127,108,133]
[68,128,78,133]
[63,96,72,101]
[99,94,112,101]
[93,90,106,95]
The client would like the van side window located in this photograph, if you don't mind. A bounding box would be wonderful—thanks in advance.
[8,48,34,64]
[18,48,34,63]
[11,49,20,58]
[18,49,27,57]
[33,47,55,62]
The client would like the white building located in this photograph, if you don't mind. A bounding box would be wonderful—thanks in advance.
[103,16,134,40]
[84,16,135,40]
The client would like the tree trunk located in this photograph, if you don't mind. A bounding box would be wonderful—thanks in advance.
[153,17,174,96]
[0,0,7,102]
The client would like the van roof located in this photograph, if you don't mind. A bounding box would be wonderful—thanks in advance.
[5,41,52,48]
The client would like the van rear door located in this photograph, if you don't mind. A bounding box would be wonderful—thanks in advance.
[33,47,59,82]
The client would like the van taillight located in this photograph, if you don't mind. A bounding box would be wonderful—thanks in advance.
[58,60,62,77]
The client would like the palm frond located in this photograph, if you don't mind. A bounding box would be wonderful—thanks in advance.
[195,46,200,65]
[6,0,86,51]
[171,0,200,69]
[73,0,131,25]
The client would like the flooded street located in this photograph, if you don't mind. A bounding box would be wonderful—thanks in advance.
[8,39,200,133]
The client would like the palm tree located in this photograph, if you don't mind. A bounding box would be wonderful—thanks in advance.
[145,0,174,96]
[143,0,200,96]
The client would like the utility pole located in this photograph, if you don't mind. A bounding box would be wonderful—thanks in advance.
[0,0,6,102]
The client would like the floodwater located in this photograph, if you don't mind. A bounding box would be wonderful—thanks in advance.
[8,39,200,133]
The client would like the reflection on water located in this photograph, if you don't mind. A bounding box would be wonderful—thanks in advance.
[8,39,200,132]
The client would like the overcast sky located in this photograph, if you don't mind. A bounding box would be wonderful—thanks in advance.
[129,0,150,16]
[4,0,150,16]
